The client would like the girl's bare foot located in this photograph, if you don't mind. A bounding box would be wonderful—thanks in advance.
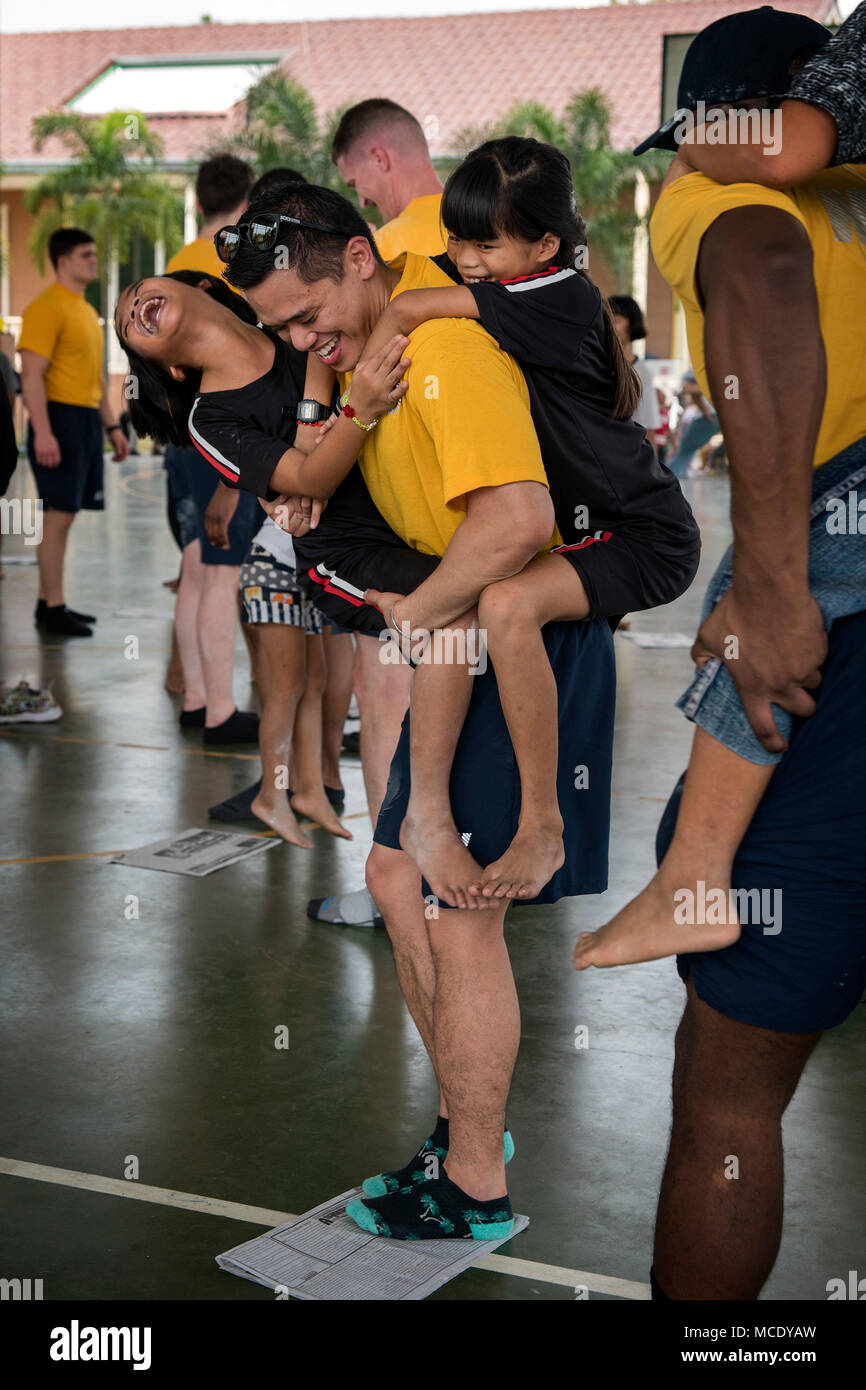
[399,815,490,910]
[572,871,741,970]
[470,822,564,903]
[290,788,353,841]
[251,792,314,848]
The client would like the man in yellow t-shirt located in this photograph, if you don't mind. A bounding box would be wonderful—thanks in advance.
[317,99,449,930]
[18,227,129,636]
[626,6,866,1303]
[224,181,615,1241]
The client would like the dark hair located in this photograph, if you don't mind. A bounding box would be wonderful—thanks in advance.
[247,166,307,205]
[118,271,257,446]
[331,98,427,162]
[224,183,383,291]
[196,153,255,219]
[49,227,94,269]
[442,137,639,419]
[607,295,647,343]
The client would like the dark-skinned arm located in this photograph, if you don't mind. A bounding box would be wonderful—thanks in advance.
[679,100,838,188]
[692,204,828,752]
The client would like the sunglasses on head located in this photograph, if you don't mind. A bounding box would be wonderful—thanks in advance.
[214,212,351,264]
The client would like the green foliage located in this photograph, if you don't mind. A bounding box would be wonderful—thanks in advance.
[455,88,671,284]
[26,110,184,362]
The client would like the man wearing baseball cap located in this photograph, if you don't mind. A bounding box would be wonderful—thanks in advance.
[633,7,866,1300]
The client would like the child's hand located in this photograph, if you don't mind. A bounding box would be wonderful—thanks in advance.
[309,415,337,446]
[346,335,410,422]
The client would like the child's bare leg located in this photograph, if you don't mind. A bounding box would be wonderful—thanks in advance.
[290,634,352,840]
[573,727,774,969]
[250,625,315,848]
[472,554,590,902]
[398,611,490,909]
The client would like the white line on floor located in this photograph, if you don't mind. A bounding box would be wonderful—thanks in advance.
[0,1155,650,1299]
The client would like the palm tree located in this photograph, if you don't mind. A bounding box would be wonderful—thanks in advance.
[26,111,184,366]
[218,70,354,200]
[455,89,670,284]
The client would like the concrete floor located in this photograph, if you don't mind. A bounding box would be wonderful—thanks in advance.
[1,455,863,1302]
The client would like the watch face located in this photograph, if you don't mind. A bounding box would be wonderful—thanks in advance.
[297,399,328,423]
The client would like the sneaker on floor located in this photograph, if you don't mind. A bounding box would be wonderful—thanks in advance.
[307,886,384,929]
[42,605,92,637]
[179,706,206,729]
[203,709,260,745]
[35,600,96,626]
[0,680,63,723]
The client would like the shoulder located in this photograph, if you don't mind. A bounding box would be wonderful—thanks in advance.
[653,172,804,233]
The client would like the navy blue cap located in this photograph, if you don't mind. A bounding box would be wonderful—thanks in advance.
[634,6,832,155]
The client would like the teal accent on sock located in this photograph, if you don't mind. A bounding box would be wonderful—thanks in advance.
[504,1129,515,1164]
[361,1173,388,1197]
[345,1196,389,1237]
[467,1217,515,1241]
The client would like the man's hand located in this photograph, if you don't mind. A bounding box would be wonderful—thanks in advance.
[109,428,130,463]
[204,481,239,549]
[34,431,62,467]
[364,588,408,624]
[692,585,826,753]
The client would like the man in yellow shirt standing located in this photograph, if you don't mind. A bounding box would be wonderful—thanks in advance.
[616,7,866,1302]
[308,99,448,930]
[225,181,615,1243]
[18,228,129,636]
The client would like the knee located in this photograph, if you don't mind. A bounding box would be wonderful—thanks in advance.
[365,843,420,917]
[477,576,534,633]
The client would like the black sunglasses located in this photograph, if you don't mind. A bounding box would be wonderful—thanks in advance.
[214,212,350,264]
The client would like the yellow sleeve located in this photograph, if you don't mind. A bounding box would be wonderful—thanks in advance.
[18,297,60,363]
[410,323,547,512]
[650,173,809,308]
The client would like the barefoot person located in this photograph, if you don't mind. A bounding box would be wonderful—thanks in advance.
[573,5,866,974]
[358,137,699,907]
[577,6,865,1301]
[115,269,407,846]
[220,180,616,1240]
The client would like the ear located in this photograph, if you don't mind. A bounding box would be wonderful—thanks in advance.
[168,364,187,382]
[538,232,561,262]
[345,234,379,282]
[196,277,213,290]
[369,144,391,174]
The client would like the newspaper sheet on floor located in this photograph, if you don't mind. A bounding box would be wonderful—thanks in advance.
[111,828,279,876]
[618,630,694,649]
[217,1188,529,1300]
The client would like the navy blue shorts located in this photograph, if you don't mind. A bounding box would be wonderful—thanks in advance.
[28,402,104,512]
[173,446,259,565]
[374,618,616,905]
[656,608,866,1033]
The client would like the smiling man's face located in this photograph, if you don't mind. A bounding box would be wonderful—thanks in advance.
[243,262,375,373]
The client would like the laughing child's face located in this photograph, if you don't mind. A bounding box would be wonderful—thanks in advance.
[445,229,561,284]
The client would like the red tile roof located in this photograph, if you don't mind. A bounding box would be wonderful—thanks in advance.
[0,2,836,166]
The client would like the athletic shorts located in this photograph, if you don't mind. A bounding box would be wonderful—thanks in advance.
[27,402,104,512]
[554,523,700,621]
[677,437,866,764]
[656,606,866,1033]
[240,542,324,631]
[294,466,438,635]
[174,446,260,565]
[374,617,616,905]
[164,445,199,549]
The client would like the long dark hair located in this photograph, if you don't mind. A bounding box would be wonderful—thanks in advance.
[441,137,639,419]
[117,271,258,446]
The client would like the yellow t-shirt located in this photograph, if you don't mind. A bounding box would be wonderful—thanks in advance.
[18,283,103,408]
[166,237,243,294]
[375,195,447,262]
[342,252,555,558]
[650,166,866,468]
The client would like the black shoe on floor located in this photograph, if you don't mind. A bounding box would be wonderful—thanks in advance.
[179,706,206,729]
[36,600,96,626]
[209,779,263,820]
[341,730,360,756]
[42,605,92,637]
[203,709,260,745]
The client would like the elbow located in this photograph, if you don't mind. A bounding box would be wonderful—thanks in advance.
[497,490,556,569]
